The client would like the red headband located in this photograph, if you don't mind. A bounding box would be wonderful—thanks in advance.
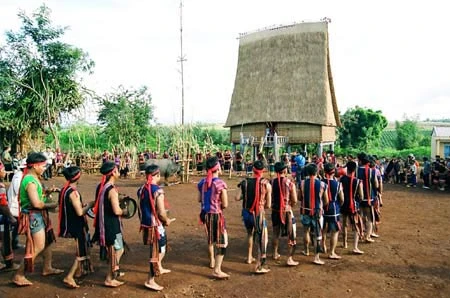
[70,171,81,182]
[206,162,220,188]
[253,167,264,178]
[28,161,47,167]
[146,169,160,184]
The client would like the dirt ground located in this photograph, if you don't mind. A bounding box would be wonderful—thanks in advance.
[0,172,449,298]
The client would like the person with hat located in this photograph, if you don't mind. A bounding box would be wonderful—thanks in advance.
[12,152,62,287]
[0,161,19,272]
[299,163,329,265]
[197,156,229,279]
[235,160,272,274]
[138,164,175,291]
[270,161,298,266]
[91,161,127,287]
[58,166,95,288]
[321,163,344,259]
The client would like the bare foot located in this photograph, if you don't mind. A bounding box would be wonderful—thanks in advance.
[286,258,299,266]
[255,267,270,274]
[353,248,364,255]
[104,279,124,287]
[159,268,171,275]
[365,238,375,243]
[145,281,164,291]
[371,233,380,238]
[209,260,215,269]
[63,278,79,289]
[245,257,256,264]
[329,254,342,260]
[12,276,33,287]
[212,271,230,279]
[323,245,327,254]
[343,242,348,249]
[313,259,325,265]
[42,268,64,276]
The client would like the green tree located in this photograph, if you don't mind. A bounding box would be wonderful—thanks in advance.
[338,106,388,150]
[97,86,154,150]
[0,4,94,150]
[395,119,422,150]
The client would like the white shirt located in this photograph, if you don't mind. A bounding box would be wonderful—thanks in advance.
[7,170,23,217]
[44,151,55,165]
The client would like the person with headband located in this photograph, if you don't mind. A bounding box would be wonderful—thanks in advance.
[235,160,272,274]
[198,156,229,279]
[91,161,127,287]
[0,162,18,272]
[339,161,365,254]
[321,163,344,260]
[138,164,175,291]
[356,153,379,243]
[58,166,95,288]
[270,161,298,266]
[13,152,62,287]
[299,163,329,265]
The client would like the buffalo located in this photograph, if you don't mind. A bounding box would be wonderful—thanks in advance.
[143,159,181,185]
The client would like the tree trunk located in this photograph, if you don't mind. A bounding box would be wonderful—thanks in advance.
[48,122,59,149]
[19,131,31,154]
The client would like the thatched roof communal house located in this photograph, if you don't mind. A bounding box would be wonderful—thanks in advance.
[225,21,341,161]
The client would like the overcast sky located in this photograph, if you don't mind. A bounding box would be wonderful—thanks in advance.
[1,0,449,125]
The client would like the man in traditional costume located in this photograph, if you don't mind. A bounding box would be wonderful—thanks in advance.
[58,166,95,288]
[271,162,298,266]
[92,161,127,287]
[356,153,379,243]
[13,153,63,286]
[235,160,272,274]
[299,163,329,265]
[321,163,344,259]
[339,161,364,254]
[138,164,175,291]
[198,156,230,279]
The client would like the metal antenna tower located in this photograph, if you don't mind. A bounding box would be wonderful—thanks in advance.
[178,0,186,125]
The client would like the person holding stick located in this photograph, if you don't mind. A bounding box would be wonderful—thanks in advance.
[235,160,272,274]
[299,163,329,265]
[198,156,229,279]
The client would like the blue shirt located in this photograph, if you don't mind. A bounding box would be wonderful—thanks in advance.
[295,155,305,167]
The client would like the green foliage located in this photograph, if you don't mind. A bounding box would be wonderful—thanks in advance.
[44,122,231,156]
[0,4,93,146]
[379,130,397,148]
[97,86,153,151]
[395,119,422,150]
[335,145,430,160]
[338,106,388,150]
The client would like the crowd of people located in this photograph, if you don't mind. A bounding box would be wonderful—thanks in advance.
[0,145,448,292]
[0,151,175,290]
[197,151,384,278]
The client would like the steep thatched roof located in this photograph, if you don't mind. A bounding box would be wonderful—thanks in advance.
[225,21,341,128]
